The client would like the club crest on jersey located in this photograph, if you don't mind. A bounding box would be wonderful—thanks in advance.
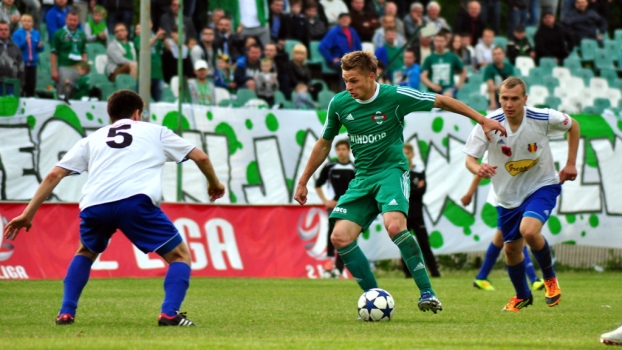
[563,114,570,125]
[527,143,538,154]
[501,146,512,157]
[371,111,387,125]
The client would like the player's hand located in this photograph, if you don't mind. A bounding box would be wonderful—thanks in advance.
[477,163,497,179]
[3,214,32,241]
[460,194,472,206]
[480,118,507,142]
[324,199,337,209]
[294,183,308,205]
[208,182,226,201]
[558,164,578,184]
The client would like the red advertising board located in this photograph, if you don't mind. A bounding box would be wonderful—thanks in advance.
[0,203,343,280]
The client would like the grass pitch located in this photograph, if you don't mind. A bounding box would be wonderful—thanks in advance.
[1,270,620,349]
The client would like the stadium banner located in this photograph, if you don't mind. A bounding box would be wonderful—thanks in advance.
[0,203,343,280]
[0,99,621,261]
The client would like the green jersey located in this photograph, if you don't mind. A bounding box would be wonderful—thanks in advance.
[322,84,436,176]
[51,26,87,67]
[421,51,464,89]
[483,62,515,87]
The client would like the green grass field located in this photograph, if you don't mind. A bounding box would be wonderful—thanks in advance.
[1,270,620,349]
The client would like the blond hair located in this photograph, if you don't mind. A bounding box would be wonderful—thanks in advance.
[501,76,526,95]
[341,51,378,74]
[292,44,307,63]
[403,143,414,152]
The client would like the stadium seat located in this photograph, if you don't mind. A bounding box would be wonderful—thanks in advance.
[582,105,599,114]
[558,97,581,114]
[552,67,572,85]
[576,68,594,86]
[86,43,107,62]
[580,39,598,61]
[527,85,549,107]
[94,81,115,100]
[544,96,562,110]
[593,98,611,113]
[528,67,545,85]
[542,76,559,94]
[539,57,558,74]
[479,82,488,99]
[115,75,137,91]
[170,76,179,97]
[362,41,375,52]
[35,74,56,98]
[284,39,302,57]
[468,72,484,85]
[563,57,582,72]
[603,40,620,62]
[456,87,473,102]
[525,26,537,46]
[274,90,289,108]
[307,41,323,65]
[515,56,535,77]
[161,87,176,103]
[468,93,488,111]
[493,36,508,49]
[234,88,257,106]
[594,48,616,70]
[94,55,108,75]
[554,77,584,100]
[310,78,329,94]
[599,68,618,87]
[318,90,336,110]
[218,98,233,107]
[214,87,231,105]
[90,73,109,87]
[589,77,609,96]
[605,88,621,109]
[614,29,622,47]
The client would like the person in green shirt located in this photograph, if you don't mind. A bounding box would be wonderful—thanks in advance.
[188,60,215,106]
[66,61,91,100]
[294,51,507,316]
[420,33,466,98]
[106,22,136,82]
[84,5,108,45]
[50,10,87,99]
[483,46,516,110]
[134,23,166,101]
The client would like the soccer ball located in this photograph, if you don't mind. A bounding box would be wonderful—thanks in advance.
[357,288,395,322]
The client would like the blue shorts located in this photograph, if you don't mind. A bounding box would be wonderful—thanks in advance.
[497,184,561,242]
[79,194,182,255]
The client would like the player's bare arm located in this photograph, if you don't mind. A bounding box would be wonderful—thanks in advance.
[461,174,483,206]
[465,155,497,179]
[186,148,225,201]
[433,95,507,141]
[294,138,333,205]
[3,166,73,241]
[559,118,580,184]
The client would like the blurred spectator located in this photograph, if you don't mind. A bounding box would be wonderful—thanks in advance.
[423,1,450,32]
[234,43,262,91]
[65,62,93,100]
[507,0,528,37]
[293,82,318,109]
[534,9,574,64]
[46,0,83,41]
[450,33,474,68]
[372,15,405,49]
[213,0,271,48]
[460,32,475,62]
[0,0,19,33]
[281,0,307,46]
[349,0,380,42]
[235,36,260,67]
[403,2,424,40]
[562,0,607,46]
[320,0,349,27]
[454,0,485,48]
[162,26,195,83]
[418,34,432,64]
[191,27,217,76]
[98,0,134,35]
[480,0,500,34]
[85,5,108,45]
[255,57,279,106]
[305,1,328,41]
[263,42,289,95]
[50,11,85,97]
[484,46,515,109]
[133,23,166,102]
[12,14,43,97]
[151,0,171,32]
[374,27,402,78]
[319,12,362,81]
[41,0,55,25]
[286,43,311,89]
[420,33,466,97]
[382,2,404,37]
[506,25,534,65]
[106,23,136,82]
[587,0,609,23]
[393,48,420,89]
[213,17,245,63]
[474,28,495,68]
[269,0,286,43]
[188,60,216,105]
[376,60,390,84]
[561,0,574,20]
[527,0,540,26]
[0,20,23,95]
[540,0,560,18]
[209,8,225,30]
[213,54,237,91]
[71,0,88,25]
[20,0,41,29]
[160,0,197,42]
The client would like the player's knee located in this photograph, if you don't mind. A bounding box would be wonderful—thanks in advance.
[384,222,403,236]
[330,230,353,249]
[503,243,521,257]
[521,227,541,242]
[161,243,192,265]
[76,244,98,261]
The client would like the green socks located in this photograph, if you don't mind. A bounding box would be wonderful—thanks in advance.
[393,230,434,294]
[336,241,378,291]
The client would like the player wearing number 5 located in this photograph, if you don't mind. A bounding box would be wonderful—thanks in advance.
[463,77,579,312]
[3,90,225,326]
[294,51,506,314]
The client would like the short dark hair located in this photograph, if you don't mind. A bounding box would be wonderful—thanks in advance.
[107,90,144,121]
[67,10,80,17]
[0,20,8,26]
[335,139,350,149]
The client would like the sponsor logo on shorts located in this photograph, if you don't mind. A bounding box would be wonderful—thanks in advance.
[333,207,348,214]
[349,132,387,145]
[505,158,539,176]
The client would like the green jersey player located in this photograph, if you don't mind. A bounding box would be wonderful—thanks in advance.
[294,51,506,315]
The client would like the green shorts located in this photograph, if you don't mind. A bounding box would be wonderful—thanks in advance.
[329,167,410,231]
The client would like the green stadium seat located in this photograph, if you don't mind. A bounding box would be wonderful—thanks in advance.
[603,40,620,61]
[307,41,323,65]
[539,57,558,74]
[218,99,233,107]
[525,26,537,46]
[318,90,335,110]
[468,93,488,112]
[580,39,598,61]
[594,49,616,70]
[493,36,508,49]
[615,29,622,46]
[161,87,176,103]
[599,68,618,87]
[284,39,302,57]
[528,67,545,85]
[94,81,115,100]
[274,90,289,107]
[575,68,594,86]
[542,75,559,94]
[566,47,581,60]
[86,43,107,62]
[593,98,611,113]
[234,88,257,107]
[90,73,109,87]
[544,96,562,110]
[563,57,582,72]
[115,74,137,92]
[582,106,599,114]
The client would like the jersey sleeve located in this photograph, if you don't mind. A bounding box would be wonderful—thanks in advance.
[547,109,572,137]
[321,97,341,140]
[160,127,197,163]
[482,65,494,81]
[56,138,89,174]
[463,124,489,159]
[453,53,464,72]
[315,163,331,188]
[396,86,436,116]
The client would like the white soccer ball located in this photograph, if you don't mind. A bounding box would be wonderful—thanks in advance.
[357,288,395,322]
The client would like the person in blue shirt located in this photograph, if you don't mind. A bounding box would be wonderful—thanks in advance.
[395,49,420,89]
[12,14,44,97]
[318,12,362,86]
[45,0,82,40]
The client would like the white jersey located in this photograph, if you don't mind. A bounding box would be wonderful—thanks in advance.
[57,119,195,210]
[464,107,572,209]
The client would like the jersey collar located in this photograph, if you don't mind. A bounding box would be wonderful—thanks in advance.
[355,82,380,104]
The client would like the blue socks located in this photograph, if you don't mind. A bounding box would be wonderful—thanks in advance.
[59,255,93,316]
[531,240,555,279]
[476,242,502,280]
[507,261,531,299]
[523,246,539,283]
[161,262,191,317]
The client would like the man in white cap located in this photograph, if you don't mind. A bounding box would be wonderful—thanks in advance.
[188,59,215,105]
